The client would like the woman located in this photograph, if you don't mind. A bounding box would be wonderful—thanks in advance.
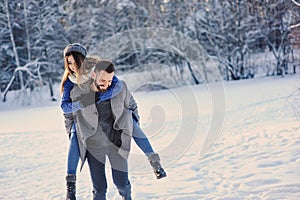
[60,43,99,200]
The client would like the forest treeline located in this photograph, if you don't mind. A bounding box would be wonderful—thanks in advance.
[1,0,300,102]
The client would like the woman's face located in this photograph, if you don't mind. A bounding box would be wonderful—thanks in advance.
[66,55,77,73]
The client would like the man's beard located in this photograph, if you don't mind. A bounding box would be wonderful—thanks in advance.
[97,85,108,93]
[99,88,107,92]
[94,80,108,92]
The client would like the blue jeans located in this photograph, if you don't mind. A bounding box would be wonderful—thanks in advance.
[86,150,132,200]
[67,124,80,175]
[67,120,154,175]
[132,120,154,155]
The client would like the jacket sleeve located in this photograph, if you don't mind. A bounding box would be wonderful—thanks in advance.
[63,113,74,138]
[129,95,140,123]
[123,81,140,123]
[61,79,82,114]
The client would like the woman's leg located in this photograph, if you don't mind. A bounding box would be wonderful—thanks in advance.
[67,130,80,175]
[132,120,167,179]
[132,120,154,156]
[66,126,80,200]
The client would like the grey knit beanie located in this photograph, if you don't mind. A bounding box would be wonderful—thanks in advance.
[64,43,87,58]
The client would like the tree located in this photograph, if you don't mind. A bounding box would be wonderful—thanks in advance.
[187,0,256,80]
[0,0,67,102]
[258,0,296,76]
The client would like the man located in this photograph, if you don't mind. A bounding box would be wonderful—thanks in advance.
[71,60,166,200]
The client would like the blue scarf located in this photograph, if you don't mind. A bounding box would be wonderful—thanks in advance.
[96,75,122,103]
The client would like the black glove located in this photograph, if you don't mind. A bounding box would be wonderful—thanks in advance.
[79,91,96,107]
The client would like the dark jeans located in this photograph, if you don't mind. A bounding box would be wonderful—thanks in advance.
[86,150,132,200]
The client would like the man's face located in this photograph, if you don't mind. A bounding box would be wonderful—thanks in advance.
[92,70,114,92]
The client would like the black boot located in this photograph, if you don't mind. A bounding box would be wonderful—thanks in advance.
[122,196,132,200]
[148,153,167,179]
[66,174,76,200]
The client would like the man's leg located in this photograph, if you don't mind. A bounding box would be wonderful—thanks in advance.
[86,151,107,200]
[108,150,132,200]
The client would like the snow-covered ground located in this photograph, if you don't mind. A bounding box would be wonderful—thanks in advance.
[0,75,300,199]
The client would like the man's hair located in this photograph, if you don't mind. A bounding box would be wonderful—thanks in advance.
[94,60,115,73]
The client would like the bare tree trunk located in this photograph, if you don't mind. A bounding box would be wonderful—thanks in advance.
[0,82,2,99]
[24,0,31,61]
[128,29,141,67]
[4,0,24,94]
[187,61,200,85]
[48,77,56,101]
[2,69,17,102]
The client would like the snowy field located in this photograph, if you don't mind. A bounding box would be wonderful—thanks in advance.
[1,75,300,199]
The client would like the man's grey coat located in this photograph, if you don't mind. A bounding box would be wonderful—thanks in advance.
[70,79,139,170]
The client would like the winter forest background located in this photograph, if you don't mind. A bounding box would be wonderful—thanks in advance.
[1,1,300,199]
[1,0,300,104]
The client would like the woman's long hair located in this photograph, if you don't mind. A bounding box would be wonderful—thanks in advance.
[60,51,85,93]
[60,53,100,94]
